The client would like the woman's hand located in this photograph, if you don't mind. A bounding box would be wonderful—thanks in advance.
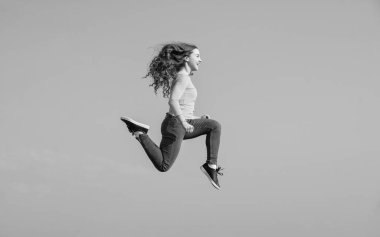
[201,114,210,119]
[181,121,194,133]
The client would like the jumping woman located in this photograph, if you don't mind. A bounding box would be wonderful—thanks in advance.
[121,42,223,190]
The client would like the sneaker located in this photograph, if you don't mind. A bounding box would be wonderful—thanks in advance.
[120,117,150,134]
[200,163,223,190]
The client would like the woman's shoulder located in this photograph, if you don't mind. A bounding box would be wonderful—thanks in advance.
[175,73,191,83]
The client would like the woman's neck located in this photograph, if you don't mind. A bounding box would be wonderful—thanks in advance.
[177,64,191,76]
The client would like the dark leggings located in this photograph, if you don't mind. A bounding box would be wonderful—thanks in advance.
[138,113,221,172]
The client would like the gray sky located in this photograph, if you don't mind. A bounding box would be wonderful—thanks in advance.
[1,0,380,236]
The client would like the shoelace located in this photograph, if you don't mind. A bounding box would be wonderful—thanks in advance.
[216,166,224,176]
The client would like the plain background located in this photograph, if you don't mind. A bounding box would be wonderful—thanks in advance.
[1,0,380,236]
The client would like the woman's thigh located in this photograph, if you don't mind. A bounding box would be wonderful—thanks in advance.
[184,118,220,140]
[160,114,186,156]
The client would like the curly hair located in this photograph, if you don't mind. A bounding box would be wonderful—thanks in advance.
[144,42,198,98]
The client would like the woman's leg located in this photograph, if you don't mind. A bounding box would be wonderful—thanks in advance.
[138,114,186,172]
[184,118,221,165]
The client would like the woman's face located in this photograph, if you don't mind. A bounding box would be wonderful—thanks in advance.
[186,48,202,71]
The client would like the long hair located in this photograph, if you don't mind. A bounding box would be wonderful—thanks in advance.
[144,42,197,98]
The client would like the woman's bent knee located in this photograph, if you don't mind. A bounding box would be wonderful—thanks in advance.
[157,164,172,172]
[211,120,221,131]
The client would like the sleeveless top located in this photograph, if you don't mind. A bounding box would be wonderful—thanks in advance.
[179,80,197,119]
[169,78,198,119]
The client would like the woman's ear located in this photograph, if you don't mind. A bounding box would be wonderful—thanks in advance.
[184,56,189,62]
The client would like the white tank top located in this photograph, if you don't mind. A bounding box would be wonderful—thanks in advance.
[168,78,198,119]
[178,81,197,119]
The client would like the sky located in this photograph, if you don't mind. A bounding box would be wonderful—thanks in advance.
[1,0,380,236]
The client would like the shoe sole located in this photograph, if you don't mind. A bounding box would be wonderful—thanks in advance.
[120,117,150,130]
[200,166,221,190]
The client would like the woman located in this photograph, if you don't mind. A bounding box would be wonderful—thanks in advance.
[121,42,223,190]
